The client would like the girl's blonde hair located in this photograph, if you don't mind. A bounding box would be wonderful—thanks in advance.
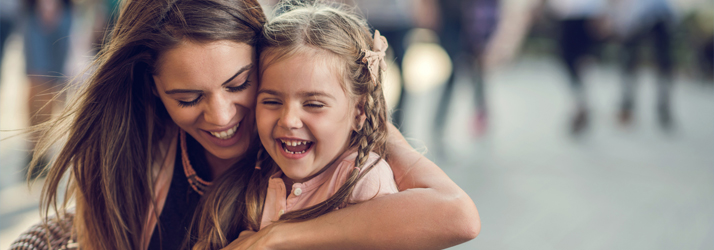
[191,1,390,247]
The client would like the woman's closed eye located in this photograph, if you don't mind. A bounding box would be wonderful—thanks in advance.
[226,80,251,92]
[176,80,251,108]
[178,95,203,107]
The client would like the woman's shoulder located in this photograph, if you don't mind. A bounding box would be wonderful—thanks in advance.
[10,212,76,250]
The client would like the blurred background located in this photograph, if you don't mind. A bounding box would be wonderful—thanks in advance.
[1,0,712,249]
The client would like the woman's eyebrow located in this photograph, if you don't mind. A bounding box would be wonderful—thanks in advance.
[221,63,254,86]
[165,89,202,94]
[164,63,254,95]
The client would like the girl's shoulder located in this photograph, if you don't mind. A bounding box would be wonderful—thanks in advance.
[335,150,386,170]
[333,150,398,203]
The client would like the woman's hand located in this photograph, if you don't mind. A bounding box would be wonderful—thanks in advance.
[222,228,276,250]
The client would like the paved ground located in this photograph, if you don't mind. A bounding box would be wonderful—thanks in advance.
[403,57,714,250]
[1,32,712,249]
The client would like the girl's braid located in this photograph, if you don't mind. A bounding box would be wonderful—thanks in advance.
[353,72,388,172]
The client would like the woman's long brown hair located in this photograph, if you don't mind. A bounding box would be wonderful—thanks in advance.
[31,0,265,249]
[192,2,390,248]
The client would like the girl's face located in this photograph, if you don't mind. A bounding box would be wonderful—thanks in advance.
[257,50,359,183]
[153,40,257,167]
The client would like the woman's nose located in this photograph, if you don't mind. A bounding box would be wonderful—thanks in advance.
[203,94,235,126]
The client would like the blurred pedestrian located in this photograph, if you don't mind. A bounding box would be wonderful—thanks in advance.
[608,0,675,129]
[0,0,20,75]
[433,0,500,138]
[548,0,606,134]
[23,0,73,178]
[91,0,121,52]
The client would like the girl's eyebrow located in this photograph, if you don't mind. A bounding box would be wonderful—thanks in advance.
[257,89,281,97]
[257,89,335,100]
[301,91,335,100]
[164,63,253,95]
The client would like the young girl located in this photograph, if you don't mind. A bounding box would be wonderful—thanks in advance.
[245,2,398,230]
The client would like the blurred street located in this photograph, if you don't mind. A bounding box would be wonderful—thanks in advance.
[405,57,714,249]
[1,27,712,248]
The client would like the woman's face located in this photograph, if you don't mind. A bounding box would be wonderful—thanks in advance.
[153,40,257,165]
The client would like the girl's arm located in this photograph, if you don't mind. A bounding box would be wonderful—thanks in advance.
[224,123,480,250]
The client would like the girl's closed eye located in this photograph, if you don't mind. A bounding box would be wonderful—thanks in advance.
[304,101,325,108]
[260,98,282,106]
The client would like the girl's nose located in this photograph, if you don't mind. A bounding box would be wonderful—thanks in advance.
[203,94,235,126]
[279,105,302,130]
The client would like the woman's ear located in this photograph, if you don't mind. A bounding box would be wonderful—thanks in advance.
[353,97,367,131]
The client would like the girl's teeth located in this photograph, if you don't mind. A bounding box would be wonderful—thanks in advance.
[283,149,307,154]
[279,140,312,154]
[280,140,308,146]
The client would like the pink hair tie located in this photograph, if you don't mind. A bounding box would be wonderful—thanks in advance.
[255,148,265,170]
[361,30,389,86]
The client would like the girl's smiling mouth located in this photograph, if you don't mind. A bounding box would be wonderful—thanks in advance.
[278,139,314,156]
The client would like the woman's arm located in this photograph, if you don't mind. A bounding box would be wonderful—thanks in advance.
[224,124,480,250]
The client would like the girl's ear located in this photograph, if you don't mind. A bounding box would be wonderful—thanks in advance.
[352,97,367,131]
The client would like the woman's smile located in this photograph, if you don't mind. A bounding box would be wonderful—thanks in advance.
[206,121,241,139]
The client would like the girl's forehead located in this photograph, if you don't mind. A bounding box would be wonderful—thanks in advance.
[261,47,346,80]
[261,46,339,67]
[259,48,354,99]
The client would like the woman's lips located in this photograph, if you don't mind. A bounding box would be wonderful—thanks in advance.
[207,122,240,139]
[201,121,243,147]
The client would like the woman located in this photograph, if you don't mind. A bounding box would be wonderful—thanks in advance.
[13,0,480,249]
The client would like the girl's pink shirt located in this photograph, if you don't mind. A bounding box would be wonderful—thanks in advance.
[260,150,399,229]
